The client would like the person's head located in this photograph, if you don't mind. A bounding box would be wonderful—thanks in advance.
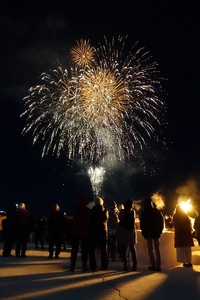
[95,196,104,206]
[19,203,26,210]
[174,204,185,215]
[55,204,60,211]
[142,198,153,209]
[124,199,133,210]
[110,201,117,209]
[118,203,124,211]
[111,201,117,208]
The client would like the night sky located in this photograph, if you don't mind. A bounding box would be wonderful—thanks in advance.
[0,0,200,216]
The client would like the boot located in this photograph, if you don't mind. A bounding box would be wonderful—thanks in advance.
[123,259,128,271]
[70,258,76,272]
[132,261,137,271]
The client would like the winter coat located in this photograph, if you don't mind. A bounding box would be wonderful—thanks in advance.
[117,209,136,245]
[14,208,34,234]
[173,209,194,248]
[2,206,16,232]
[48,210,64,238]
[108,208,119,234]
[71,205,91,237]
[90,204,109,240]
[140,206,164,239]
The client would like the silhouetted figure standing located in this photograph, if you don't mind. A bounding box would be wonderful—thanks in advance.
[62,212,71,249]
[34,216,46,250]
[70,196,91,272]
[2,203,17,257]
[108,201,119,262]
[89,197,109,271]
[48,204,64,258]
[140,197,164,271]
[14,203,34,258]
[117,203,124,258]
[173,204,194,267]
[117,199,137,271]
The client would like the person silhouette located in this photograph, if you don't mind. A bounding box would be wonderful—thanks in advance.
[140,197,164,271]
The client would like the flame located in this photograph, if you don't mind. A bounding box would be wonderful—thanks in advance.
[179,199,192,213]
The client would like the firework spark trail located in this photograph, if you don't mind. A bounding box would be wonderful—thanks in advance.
[21,35,166,170]
[88,166,106,196]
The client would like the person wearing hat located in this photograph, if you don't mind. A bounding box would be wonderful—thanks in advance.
[47,204,65,258]
[14,203,34,258]
[117,199,137,271]
[108,201,119,262]
[89,196,109,271]
[2,203,17,257]
[140,197,164,271]
[69,196,91,272]
[173,204,194,267]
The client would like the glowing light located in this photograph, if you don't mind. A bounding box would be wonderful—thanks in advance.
[88,166,105,196]
[21,36,166,165]
[179,199,192,213]
[151,192,165,210]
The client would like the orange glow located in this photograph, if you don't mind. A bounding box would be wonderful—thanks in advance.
[179,199,192,212]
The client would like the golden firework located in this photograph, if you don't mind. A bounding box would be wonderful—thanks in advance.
[70,39,95,68]
[22,36,165,162]
[80,67,130,126]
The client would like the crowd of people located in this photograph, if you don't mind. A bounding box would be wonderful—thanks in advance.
[1,196,200,273]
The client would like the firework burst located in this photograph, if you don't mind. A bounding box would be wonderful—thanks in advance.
[80,66,129,126]
[21,35,166,165]
[70,39,95,68]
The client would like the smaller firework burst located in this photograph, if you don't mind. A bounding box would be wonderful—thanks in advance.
[70,39,95,68]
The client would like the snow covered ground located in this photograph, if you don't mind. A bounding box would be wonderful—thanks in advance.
[0,232,200,300]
